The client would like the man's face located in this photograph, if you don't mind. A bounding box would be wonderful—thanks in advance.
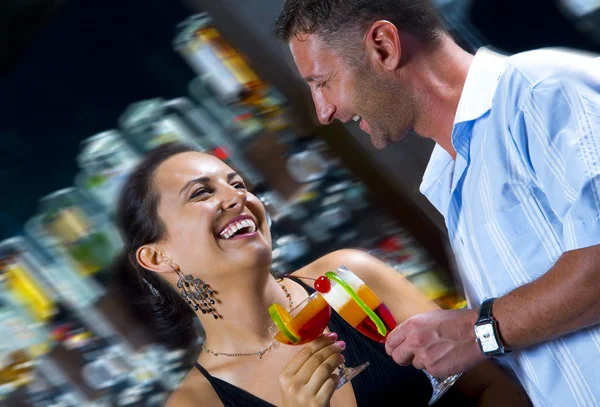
[290,33,415,149]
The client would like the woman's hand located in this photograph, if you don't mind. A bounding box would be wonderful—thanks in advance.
[279,332,346,407]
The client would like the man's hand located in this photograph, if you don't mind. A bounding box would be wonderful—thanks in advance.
[385,309,487,377]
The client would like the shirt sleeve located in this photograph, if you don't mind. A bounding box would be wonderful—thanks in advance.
[513,59,600,251]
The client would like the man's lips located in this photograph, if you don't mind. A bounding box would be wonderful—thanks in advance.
[360,118,371,134]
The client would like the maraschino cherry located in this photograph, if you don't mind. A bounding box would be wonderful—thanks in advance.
[314,276,331,293]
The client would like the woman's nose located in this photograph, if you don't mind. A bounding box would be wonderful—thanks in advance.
[221,188,246,211]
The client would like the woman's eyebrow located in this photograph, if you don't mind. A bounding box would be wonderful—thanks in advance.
[179,176,210,196]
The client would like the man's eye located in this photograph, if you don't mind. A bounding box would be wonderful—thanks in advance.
[317,81,327,88]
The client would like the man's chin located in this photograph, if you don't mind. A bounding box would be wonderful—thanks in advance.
[370,135,391,150]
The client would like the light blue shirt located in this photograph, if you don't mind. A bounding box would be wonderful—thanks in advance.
[421,47,600,406]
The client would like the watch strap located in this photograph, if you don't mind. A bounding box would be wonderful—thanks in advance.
[478,298,495,322]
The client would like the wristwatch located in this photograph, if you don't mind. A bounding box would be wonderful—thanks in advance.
[474,298,510,356]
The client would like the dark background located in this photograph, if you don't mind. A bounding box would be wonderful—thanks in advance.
[0,0,194,238]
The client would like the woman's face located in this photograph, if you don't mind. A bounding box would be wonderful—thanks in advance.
[152,152,272,279]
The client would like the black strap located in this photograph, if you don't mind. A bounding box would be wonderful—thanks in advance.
[195,363,213,380]
[284,275,314,294]
[478,298,496,322]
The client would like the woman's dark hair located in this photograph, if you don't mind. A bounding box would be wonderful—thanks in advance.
[113,142,199,349]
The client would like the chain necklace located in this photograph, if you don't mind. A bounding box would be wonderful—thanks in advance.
[200,278,294,359]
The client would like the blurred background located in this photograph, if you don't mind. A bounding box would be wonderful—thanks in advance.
[0,0,598,405]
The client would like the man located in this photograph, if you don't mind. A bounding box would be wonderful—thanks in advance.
[275,0,600,405]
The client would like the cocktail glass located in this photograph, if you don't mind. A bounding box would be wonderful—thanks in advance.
[268,291,369,388]
[320,266,462,405]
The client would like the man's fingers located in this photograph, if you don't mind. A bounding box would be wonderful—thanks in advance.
[385,323,408,355]
[390,344,415,366]
[412,355,426,370]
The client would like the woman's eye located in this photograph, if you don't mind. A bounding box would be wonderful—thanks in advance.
[233,182,246,190]
[190,188,209,199]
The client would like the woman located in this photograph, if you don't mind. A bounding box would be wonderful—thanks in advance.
[115,143,529,406]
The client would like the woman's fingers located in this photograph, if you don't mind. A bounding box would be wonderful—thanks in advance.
[281,333,338,378]
[295,340,345,384]
[315,373,340,404]
[305,350,345,394]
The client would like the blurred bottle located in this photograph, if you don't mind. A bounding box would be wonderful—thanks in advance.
[256,190,287,228]
[368,231,466,309]
[188,77,264,144]
[81,351,130,391]
[407,266,467,310]
[286,150,330,184]
[174,13,262,105]
[0,293,51,364]
[119,97,264,189]
[50,321,102,355]
[75,131,140,216]
[38,189,120,276]
[174,13,291,132]
[0,238,57,323]
[0,350,34,389]
[119,98,209,153]
[25,359,90,407]
[273,234,310,265]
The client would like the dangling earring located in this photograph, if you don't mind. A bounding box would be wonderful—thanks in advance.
[174,267,219,319]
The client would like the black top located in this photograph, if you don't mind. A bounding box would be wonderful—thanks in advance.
[195,277,473,406]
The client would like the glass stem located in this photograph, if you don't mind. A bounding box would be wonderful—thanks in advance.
[336,362,369,389]
[423,371,462,406]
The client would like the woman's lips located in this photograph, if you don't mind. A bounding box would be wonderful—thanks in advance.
[223,231,259,241]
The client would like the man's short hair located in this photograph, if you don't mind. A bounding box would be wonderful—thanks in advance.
[275,0,445,47]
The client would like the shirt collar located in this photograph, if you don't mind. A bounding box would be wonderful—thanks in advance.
[453,47,509,125]
[420,47,508,204]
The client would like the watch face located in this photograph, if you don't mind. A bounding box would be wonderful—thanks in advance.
[475,323,500,353]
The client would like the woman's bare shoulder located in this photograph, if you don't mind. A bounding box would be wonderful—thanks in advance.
[165,366,223,407]
[292,248,376,280]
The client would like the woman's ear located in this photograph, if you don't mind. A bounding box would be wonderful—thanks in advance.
[136,245,173,273]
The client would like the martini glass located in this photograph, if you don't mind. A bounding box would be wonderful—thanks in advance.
[268,291,369,388]
[319,265,462,405]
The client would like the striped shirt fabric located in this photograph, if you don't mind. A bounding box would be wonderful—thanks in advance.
[420,47,600,406]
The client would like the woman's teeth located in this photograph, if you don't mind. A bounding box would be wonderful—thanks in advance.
[220,219,257,239]
[352,115,361,122]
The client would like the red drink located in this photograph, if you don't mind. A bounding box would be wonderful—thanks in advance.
[274,293,332,345]
[355,303,397,343]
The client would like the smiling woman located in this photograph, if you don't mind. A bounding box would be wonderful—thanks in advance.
[114,142,275,340]
[111,142,529,407]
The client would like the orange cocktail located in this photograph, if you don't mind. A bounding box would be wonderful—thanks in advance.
[269,292,331,345]
[318,266,397,342]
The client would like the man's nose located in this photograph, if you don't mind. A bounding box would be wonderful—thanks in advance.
[313,90,335,125]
